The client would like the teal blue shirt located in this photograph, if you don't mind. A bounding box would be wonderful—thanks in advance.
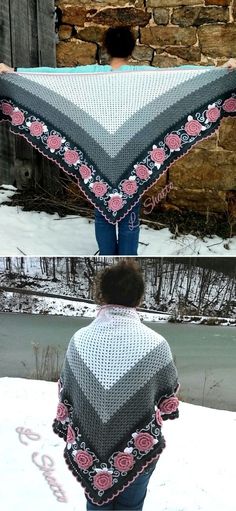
[17,63,214,73]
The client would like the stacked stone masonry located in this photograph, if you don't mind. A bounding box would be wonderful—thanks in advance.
[55,0,236,215]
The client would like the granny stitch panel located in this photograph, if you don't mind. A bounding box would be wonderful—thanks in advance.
[1,67,235,223]
[52,306,179,505]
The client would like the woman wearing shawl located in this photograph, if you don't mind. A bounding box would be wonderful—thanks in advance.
[0,27,235,256]
[52,260,180,510]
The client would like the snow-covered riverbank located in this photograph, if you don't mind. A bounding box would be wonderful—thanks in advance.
[1,294,235,326]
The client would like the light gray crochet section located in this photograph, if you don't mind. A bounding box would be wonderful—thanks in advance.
[70,311,172,388]
[15,68,211,132]
[67,337,172,422]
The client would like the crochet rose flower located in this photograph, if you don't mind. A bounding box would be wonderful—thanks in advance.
[11,110,25,126]
[155,409,163,427]
[108,196,124,212]
[206,107,220,123]
[2,102,14,116]
[30,121,44,137]
[222,97,236,112]
[135,165,150,180]
[79,164,91,180]
[64,149,79,165]
[159,396,179,414]
[47,135,62,150]
[66,425,76,444]
[56,402,69,421]
[92,182,108,197]
[134,432,155,452]
[184,119,202,136]
[75,450,93,470]
[165,134,181,151]
[114,452,134,472]
[150,147,165,164]
[122,180,138,195]
[93,472,113,491]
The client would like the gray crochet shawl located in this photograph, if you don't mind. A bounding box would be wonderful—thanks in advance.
[52,305,179,506]
[1,68,235,224]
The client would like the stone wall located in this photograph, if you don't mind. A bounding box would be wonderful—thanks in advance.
[55,0,236,216]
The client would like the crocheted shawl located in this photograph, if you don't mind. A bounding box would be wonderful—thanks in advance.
[52,305,179,506]
[1,67,235,224]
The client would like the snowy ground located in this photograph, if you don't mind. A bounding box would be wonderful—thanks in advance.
[1,294,236,326]
[1,185,235,256]
[0,377,235,511]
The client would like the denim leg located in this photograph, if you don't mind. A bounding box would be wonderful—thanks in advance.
[86,497,114,511]
[86,461,158,511]
[118,203,140,256]
[113,461,158,511]
[94,209,118,255]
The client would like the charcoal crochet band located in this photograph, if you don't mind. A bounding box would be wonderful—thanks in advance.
[0,68,235,224]
[52,305,179,505]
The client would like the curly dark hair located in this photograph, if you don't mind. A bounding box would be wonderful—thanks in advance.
[103,26,136,59]
[94,260,144,308]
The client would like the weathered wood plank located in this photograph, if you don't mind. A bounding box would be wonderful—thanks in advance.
[9,0,32,67]
[36,0,56,66]
[0,0,57,189]
[0,0,15,184]
[34,0,59,192]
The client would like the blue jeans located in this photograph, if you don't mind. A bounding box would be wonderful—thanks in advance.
[94,203,140,256]
[86,460,158,511]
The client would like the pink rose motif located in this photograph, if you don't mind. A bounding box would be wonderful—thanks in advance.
[150,148,165,164]
[159,396,179,414]
[93,472,113,491]
[11,110,25,126]
[122,180,138,195]
[2,102,14,116]
[206,107,220,123]
[223,97,236,113]
[108,196,124,212]
[185,119,202,136]
[75,450,93,470]
[155,409,163,427]
[135,165,150,180]
[56,402,69,421]
[67,425,76,444]
[47,135,62,150]
[64,149,79,165]
[79,164,91,180]
[165,134,181,151]
[92,182,108,197]
[114,452,134,472]
[30,121,44,137]
[134,433,155,452]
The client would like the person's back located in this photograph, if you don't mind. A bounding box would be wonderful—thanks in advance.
[53,261,180,510]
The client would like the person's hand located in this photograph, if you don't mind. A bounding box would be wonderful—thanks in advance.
[221,58,236,71]
[0,63,15,74]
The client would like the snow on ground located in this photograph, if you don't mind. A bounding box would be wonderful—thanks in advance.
[1,293,236,325]
[0,377,235,511]
[0,293,170,322]
[1,186,235,256]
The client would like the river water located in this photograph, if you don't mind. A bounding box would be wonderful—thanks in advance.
[0,312,235,411]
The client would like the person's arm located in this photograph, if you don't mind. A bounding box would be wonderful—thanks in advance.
[52,334,76,441]
[0,63,100,74]
[17,64,100,73]
[155,338,180,422]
